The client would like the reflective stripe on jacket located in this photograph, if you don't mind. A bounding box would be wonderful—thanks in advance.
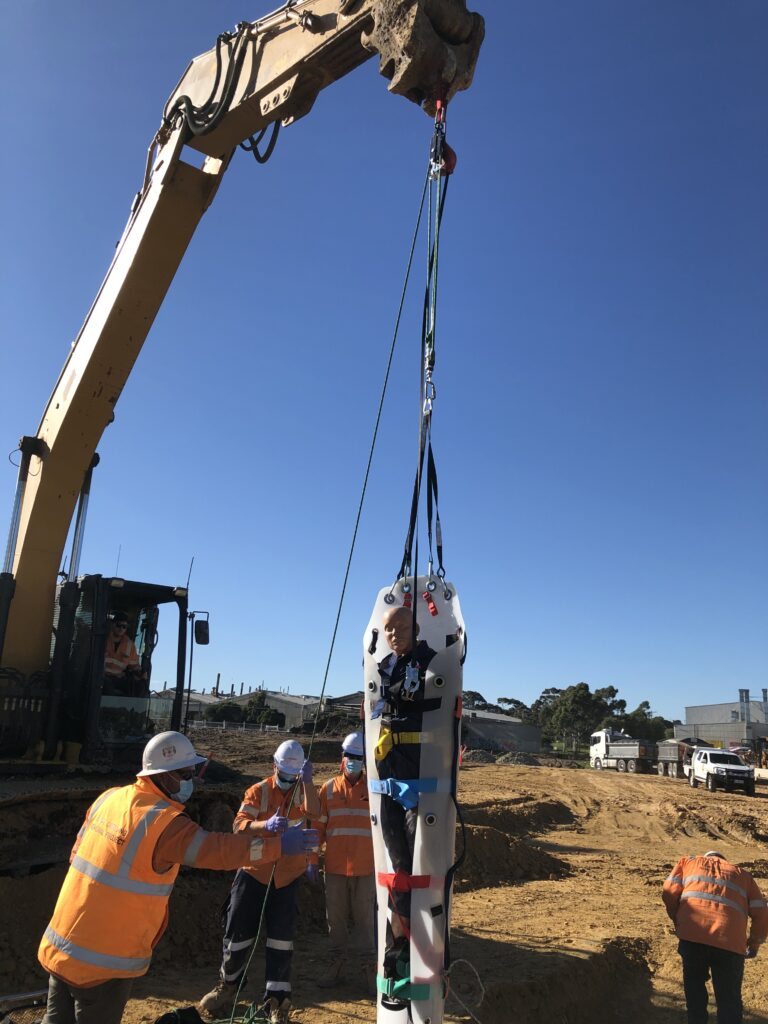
[662,854,768,955]
[104,635,140,677]
[316,773,373,877]
[38,778,185,986]
[234,776,308,887]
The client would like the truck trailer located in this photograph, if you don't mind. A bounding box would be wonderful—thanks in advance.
[589,728,657,773]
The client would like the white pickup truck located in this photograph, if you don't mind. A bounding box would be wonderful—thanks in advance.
[688,748,755,795]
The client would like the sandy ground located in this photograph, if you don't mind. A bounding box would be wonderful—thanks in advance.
[2,731,768,1024]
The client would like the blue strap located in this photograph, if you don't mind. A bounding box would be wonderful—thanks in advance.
[369,777,438,810]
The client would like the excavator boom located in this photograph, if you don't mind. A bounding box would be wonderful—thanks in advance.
[1,0,483,676]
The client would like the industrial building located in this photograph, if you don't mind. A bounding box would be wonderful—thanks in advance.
[674,688,768,750]
[461,708,541,753]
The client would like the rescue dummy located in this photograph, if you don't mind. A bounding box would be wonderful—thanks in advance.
[364,584,466,1024]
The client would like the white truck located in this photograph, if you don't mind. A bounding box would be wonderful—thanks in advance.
[589,729,657,773]
[688,747,755,795]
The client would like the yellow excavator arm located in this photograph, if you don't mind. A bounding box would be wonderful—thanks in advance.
[1,0,483,675]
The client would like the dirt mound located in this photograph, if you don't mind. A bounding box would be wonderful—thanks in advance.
[462,797,575,836]
[455,826,568,890]
[476,937,652,1024]
[462,749,496,763]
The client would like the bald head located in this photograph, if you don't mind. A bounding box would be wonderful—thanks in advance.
[383,606,418,657]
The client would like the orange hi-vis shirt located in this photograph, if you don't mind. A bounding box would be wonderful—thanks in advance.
[38,777,280,987]
[663,854,768,955]
[316,772,374,877]
[104,634,140,677]
[234,775,310,887]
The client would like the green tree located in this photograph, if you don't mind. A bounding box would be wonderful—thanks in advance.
[204,701,243,723]
[529,687,563,738]
[497,697,532,720]
[463,690,492,710]
[546,683,606,749]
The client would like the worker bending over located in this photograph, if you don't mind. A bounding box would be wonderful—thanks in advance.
[315,731,375,993]
[38,731,317,1024]
[200,739,320,1024]
[663,850,768,1024]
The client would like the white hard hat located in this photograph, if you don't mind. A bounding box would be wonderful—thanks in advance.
[342,732,364,757]
[137,731,207,776]
[274,739,305,776]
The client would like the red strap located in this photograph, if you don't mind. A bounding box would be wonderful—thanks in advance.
[377,870,434,892]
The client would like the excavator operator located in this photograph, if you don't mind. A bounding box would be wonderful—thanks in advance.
[103,611,146,697]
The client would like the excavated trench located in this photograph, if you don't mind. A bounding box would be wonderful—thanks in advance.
[461,937,653,1024]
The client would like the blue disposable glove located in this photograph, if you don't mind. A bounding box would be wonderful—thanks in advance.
[306,864,319,884]
[301,760,314,784]
[281,825,319,856]
[264,812,288,835]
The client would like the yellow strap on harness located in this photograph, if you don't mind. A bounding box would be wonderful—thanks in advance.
[375,728,423,760]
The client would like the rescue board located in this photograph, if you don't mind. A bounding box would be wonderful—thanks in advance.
[363,576,465,1024]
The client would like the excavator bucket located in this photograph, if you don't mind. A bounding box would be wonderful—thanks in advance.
[366,0,484,114]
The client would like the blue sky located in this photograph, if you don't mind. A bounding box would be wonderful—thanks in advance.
[1,2,766,722]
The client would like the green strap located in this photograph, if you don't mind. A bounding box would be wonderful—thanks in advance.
[376,975,432,1001]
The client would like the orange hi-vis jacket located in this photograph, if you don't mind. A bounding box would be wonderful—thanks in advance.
[663,854,768,955]
[39,777,280,987]
[316,772,374,877]
[234,776,311,887]
[104,634,140,677]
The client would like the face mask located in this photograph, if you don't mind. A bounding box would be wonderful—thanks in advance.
[276,772,298,791]
[344,758,363,775]
[176,778,194,803]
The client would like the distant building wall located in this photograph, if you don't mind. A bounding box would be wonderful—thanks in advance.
[685,701,768,726]
[674,722,768,748]
[462,715,540,753]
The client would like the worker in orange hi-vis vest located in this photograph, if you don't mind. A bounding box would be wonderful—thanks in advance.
[199,739,321,1024]
[37,731,318,1024]
[662,850,768,1024]
[314,731,375,993]
[103,610,143,695]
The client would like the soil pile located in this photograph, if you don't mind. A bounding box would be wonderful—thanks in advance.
[455,826,568,889]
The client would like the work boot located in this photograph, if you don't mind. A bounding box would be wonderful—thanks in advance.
[317,957,346,989]
[198,979,238,1016]
[265,996,292,1023]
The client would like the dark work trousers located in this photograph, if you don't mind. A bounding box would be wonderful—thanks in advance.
[220,870,299,1001]
[678,939,745,1024]
[41,974,133,1024]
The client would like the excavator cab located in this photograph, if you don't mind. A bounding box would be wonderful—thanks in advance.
[50,575,190,768]
[0,575,192,771]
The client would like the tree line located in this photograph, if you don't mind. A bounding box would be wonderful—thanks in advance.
[464,683,677,747]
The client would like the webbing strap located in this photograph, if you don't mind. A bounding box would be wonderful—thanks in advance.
[377,869,441,892]
[426,440,444,578]
[377,975,432,1001]
[369,776,441,810]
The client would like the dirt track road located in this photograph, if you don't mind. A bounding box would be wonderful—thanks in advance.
[3,744,768,1024]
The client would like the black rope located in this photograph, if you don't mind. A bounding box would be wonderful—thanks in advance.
[397,175,450,584]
